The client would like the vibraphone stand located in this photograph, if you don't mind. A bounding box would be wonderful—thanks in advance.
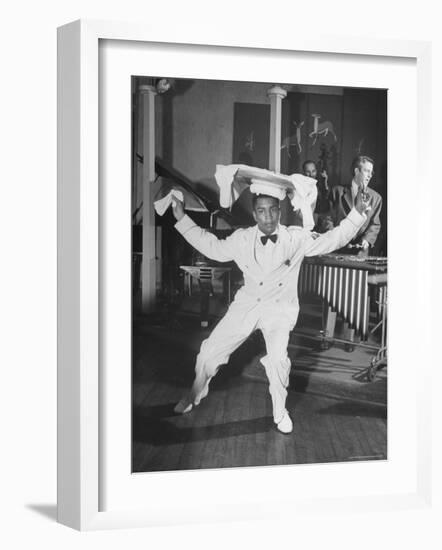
[366,273,388,381]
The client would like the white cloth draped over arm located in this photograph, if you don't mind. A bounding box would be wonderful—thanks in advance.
[214,164,249,208]
[175,214,237,262]
[214,164,317,230]
[287,174,317,230]
[304,208,366,256]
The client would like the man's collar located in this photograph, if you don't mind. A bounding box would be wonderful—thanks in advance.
[352,180,372,195]
[257,225,280,238]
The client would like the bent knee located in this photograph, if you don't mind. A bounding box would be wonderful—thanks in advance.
[197,341,228,376]
[261,354,291,370]
[267,352,290,366]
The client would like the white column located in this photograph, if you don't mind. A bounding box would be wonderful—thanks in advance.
[139,84,157,313]
[267,85,287,172]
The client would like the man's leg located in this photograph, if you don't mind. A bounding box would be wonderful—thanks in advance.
[174,305,255,413]
[259,323,293,433]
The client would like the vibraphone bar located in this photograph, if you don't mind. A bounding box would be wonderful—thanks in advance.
[298,254,387,340]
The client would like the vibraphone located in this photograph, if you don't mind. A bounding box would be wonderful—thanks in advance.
[298,254,388,379]
[299,254,387,339]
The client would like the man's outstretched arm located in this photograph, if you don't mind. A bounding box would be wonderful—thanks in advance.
[304,190,371,257]
[359,194,382,248]
[172,196,236,262]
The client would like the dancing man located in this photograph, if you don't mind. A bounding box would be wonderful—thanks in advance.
[172,180,371,434]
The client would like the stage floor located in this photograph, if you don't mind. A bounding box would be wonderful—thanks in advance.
[132,301,387,473]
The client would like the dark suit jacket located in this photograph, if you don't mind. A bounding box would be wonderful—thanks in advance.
[330,184,382,247]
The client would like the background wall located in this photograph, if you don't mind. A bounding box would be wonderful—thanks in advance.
[151,78,271,203]
[136,80,387,215]
[1,1,441,549]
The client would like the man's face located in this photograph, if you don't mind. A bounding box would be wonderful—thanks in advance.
[253,196,280,235]
[303,162,317,179]
[354,161,374,188]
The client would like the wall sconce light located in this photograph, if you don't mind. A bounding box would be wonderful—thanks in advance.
[155,78,173,94]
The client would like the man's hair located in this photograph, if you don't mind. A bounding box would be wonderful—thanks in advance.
[252,193,280,210]
[302,159,317,172]
[351,155,374,175]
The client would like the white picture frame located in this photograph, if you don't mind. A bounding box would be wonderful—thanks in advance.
[57,19,432,531]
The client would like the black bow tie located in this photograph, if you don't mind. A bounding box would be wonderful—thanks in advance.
[260,234,278,245]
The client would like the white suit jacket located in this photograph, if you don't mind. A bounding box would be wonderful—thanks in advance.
[175,208,366,328]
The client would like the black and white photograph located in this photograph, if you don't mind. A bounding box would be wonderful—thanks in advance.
[3,0,440,543]
[4,0,440,544]
[131,76,388,473]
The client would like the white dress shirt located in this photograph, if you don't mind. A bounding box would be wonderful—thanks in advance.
[254,226,284,274]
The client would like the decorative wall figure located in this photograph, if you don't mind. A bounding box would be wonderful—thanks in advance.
[309,113,337,145]
[293,120,304,154]
[245,131,255,152]
[281,120,304,158]
[356,138,365,155]
[232,103,270,169]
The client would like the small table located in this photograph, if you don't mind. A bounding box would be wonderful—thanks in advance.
[180,265,232,327]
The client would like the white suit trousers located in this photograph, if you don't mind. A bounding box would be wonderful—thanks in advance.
[189,301,293,424]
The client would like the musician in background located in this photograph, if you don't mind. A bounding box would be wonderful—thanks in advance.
[302,159,330,216]
[324,155,383,351]
[329,155,382,257]
[302,159,334,235]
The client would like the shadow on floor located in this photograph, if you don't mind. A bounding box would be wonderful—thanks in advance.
[133,326,264,391]
[133,407,274,446]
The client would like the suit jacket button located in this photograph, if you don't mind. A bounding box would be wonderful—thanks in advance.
[257,298,261,302]
[279,283,283,286]
[259,282,263,286]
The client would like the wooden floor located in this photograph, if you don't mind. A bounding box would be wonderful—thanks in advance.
[132,305,387,473]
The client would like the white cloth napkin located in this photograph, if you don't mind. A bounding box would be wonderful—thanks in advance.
[214,164,317,230]
[287,173,318,230]
[154,189,184,216]
[215,164,249,208]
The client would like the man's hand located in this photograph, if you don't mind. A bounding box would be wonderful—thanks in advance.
[354,189,372,216]
[361,239,370,250]
[171,195,185,221]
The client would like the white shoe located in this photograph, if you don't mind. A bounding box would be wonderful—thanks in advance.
[173,396,194,414]
[276,413,293,434]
